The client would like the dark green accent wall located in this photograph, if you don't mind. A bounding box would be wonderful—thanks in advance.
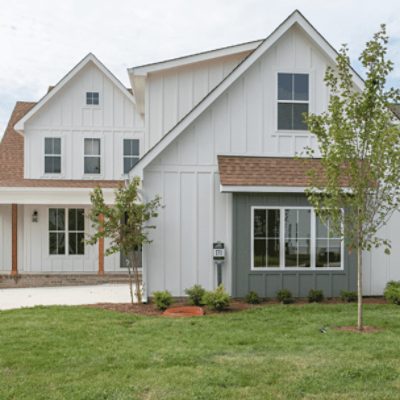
[232,193,356,298]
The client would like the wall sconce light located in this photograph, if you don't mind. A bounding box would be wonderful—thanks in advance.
[32,210,39,223]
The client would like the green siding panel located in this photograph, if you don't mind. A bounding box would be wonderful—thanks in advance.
[232,193,356,298]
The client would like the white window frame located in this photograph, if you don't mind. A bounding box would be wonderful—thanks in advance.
[48,207,86,256]
[83,137,102,176]
[43,137,62,176]
[275,71,312,134]
[250,206,344,271]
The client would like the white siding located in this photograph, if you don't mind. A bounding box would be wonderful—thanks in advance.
[24,62,144,180]
[142,26,333,296]
[363,211,400,295]
[0,205,12,273]
[145,52,251,151]
[21,205,120,273]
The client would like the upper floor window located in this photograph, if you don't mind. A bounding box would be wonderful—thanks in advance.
[86,92,99,105]
[44,137,61,174]
[277,73,309,131]
[84,138,101,174]
[123,139,140,174]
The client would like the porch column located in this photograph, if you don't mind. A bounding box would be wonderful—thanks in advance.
[11,204,18,276]
[98,213,104,275]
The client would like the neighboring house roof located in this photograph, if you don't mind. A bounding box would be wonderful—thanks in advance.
[0,102,121,189]
[129,10,365,179]
[14,53,136,133]
[217,155,350,190]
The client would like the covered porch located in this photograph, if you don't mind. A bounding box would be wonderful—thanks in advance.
[0,187,127,284]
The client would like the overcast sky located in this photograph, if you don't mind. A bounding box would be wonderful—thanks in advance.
[1,0,400,137]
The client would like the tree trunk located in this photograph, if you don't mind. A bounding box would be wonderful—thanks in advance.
[126,254,134,305]
[357,244,363,331]
[129,251,143,304]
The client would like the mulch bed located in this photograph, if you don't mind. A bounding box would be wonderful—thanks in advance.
[87,297,388,317]
[334,325,382,333]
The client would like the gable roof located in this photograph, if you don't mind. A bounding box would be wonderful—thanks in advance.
[129,10,365,179]
[14,53,136,133]
[0,102,121,189]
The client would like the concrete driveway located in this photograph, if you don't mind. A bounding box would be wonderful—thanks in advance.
[0,284,132,310]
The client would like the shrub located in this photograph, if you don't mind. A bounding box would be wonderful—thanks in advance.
[203,285,230,311]
[340,290,357,303]
[384,281,400,305]
[185,284,206,306]
[308,289,324,303]
[245,291,261,304]
[152,290,173,311]
[277,289,294,304]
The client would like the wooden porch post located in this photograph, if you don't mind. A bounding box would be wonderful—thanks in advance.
[11,204,18,276]
[98,213,104,275]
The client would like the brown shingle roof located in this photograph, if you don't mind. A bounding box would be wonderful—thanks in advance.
[0,102,122,189]
[218,155,334,187]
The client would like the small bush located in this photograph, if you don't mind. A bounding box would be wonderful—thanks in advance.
[384,281,400,305]
[308,289,324,303]
[277,289,294,304]
[152,290,173,311]
[245,291,261,304]
[340,290,357,303]
[203,285,230,311]
[185,284,206,306]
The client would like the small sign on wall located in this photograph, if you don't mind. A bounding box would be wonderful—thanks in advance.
[213,242,225,261]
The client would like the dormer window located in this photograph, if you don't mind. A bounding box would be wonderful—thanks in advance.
[44,137,61,174]
[277,73,309,131]
[86,92,99,105]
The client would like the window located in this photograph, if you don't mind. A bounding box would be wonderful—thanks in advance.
[277,73,309,130]
[84,138,101,174]
[123,139,140,174]
[44,138,61,174]
[285,209,311,268]
[68,209,85,255]
[49,208,65,255]
[316,215,342,268]
[251,208,342,269]
[86,92,99,105]
[49,208,85,255]
[253,209,280,268]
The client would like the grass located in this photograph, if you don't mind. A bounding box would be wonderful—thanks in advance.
[1,304,400,399]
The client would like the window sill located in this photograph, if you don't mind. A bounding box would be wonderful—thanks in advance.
[249,267,345,272]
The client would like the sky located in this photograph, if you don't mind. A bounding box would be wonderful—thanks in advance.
[1,0,400,137]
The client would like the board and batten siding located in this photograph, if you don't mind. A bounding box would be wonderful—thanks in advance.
[21,205,120,273]
[145,52,253,152]
[142,26,334,296]
[24,62,144,181]
[0,205,12,273]
[363,211,400,295]
[232,193,357,298]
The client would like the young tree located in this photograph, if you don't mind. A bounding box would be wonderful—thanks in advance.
[305,25,400,330]
[87,177,161,304]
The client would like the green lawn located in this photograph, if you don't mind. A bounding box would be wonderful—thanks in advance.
[1,304,400,399]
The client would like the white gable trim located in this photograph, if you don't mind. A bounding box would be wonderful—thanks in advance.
[128,39,263,76]
[14,53,136,133]
[129,10,365,179]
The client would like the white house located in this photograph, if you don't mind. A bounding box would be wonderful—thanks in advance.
[1,10,399,296]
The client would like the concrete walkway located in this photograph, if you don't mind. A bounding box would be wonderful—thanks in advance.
[0,284,132,310]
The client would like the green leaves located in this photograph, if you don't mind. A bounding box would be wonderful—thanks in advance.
[305,24,400,255]
[86,177,162,257]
